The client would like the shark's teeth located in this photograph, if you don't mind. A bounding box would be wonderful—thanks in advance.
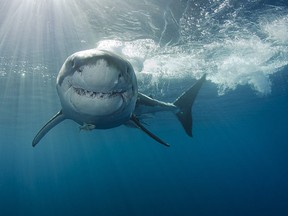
[73,87,122,99]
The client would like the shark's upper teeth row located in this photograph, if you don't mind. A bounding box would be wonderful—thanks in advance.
[74,88,122,98]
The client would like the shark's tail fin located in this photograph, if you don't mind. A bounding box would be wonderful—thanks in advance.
[173,74,206,137]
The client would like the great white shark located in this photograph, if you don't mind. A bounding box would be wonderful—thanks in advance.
[32,49,206,147]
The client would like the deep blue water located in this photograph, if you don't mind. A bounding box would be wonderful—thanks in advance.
[1,0,288,215]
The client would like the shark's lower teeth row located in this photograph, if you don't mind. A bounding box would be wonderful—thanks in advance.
[74,88,119,98]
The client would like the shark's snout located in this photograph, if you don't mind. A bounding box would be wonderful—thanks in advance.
[71,59,124,92]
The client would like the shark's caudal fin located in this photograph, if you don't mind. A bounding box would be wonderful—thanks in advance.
[32,110,66,147]
[173,74,206,137]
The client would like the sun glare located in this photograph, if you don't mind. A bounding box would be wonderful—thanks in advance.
[0,0,101,64]
[0,0,103,125]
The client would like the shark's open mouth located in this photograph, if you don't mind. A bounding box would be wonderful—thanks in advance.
[73,87,124,99]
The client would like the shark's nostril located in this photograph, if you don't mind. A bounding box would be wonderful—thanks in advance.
[71,59,76,68]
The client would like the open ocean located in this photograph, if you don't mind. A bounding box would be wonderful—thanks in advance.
[0,0,288,215]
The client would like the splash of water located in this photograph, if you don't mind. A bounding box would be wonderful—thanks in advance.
[96,33,287,95]
[96,3,288,96]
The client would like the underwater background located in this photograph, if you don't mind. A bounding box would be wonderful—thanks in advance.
[0,0,288,215]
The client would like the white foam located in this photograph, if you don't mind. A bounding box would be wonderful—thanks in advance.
[203,36,281,95]
[96,33,287,96]
[262,16,288,44]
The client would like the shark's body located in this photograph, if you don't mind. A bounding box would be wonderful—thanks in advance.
[32,49,206,147]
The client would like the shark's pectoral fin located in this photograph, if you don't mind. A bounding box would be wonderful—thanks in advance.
[32,110,66,147]
[130,115,170,147]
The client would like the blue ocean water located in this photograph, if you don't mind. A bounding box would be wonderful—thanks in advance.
[0,0,288,215]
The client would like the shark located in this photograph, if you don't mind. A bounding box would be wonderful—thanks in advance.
[32,49,206,147]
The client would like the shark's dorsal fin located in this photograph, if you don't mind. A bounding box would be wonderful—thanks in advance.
[32,110,66,147]
[130,115,170,147]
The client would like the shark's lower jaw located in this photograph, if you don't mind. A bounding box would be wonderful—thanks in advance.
[62,86,128,118]
[73,87,124,99]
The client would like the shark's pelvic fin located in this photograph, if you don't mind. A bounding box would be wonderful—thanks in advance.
[131,115,170,147]
[32,110,66,147]
[174,74,206,137]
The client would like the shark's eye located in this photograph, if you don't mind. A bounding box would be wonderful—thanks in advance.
[77,67,83,73]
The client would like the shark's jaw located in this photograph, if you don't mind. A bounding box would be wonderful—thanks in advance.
[73,87,124,99]
[66,82,134,117]
[56,49,138,128]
